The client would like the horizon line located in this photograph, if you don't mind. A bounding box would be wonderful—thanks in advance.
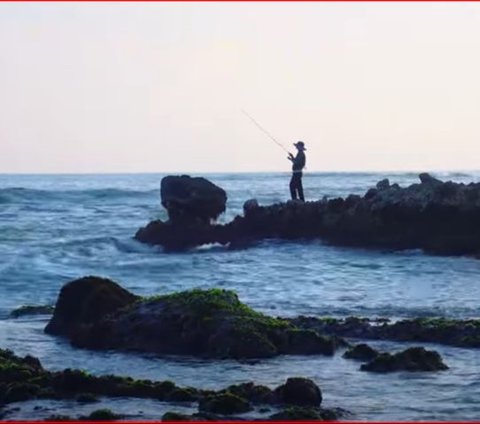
[1,168,480,176]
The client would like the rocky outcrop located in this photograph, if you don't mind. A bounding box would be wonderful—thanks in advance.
[135,173,480,256]
[289,316,480,349]
[0,349,345,421]
[45,277,340,359]
[160,175,227,224]
[44,276,139,337]
[360,347,448,373]
[343,343,379,361]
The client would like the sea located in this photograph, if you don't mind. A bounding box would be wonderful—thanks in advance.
[1,171,480,421]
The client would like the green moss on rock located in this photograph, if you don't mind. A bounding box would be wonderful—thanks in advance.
[199,392,253,415]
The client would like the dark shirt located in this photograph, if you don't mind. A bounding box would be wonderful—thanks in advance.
[292,151,306,173]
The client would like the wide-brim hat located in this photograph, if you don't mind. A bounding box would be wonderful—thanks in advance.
[294,141,306,150]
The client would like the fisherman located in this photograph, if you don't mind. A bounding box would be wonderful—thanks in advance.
[288,141,306,201]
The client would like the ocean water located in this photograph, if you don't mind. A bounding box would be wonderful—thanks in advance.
[1,171,480,420]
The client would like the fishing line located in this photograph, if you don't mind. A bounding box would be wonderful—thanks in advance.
[241,109,290,154]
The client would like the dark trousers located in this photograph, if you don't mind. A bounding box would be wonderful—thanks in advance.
[290,172,304,201]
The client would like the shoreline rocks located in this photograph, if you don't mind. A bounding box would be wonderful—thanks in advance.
[0,347,345,421]
[135,173,480,257]
[44,277,474,358]
[45,277,340,359]
[360,347,449,373]
[289,316,480,349]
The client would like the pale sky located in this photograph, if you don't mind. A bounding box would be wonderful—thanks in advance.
[1,2,480,173]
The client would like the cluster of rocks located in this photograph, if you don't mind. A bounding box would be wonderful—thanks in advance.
[289,315,480,349]
[0,347,343,421]
[135,173,480,256]
[41,276,451,375]
[343,344,448,372]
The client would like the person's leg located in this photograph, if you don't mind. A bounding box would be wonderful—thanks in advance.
[297,175,305,201]
[289,174,297,200]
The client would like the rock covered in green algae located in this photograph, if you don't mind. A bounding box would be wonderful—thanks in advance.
[343,343,379,361]
[45,276,139,337]
[360,346,449,373]
[81,408,125,421]
[269,405,345,421]
[224,382,274,404]
[273,377,322,407]
[290,315,480,349]
[45,277,340,359]
[199,392,253,415]
[10,305,54,318]
[1,348,341,415]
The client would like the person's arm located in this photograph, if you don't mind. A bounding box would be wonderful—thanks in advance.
[287,152,294,162]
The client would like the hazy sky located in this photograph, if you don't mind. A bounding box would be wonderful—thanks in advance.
[1,2,480,173]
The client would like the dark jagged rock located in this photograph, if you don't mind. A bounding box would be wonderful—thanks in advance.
[160,175,227,224]
[81,408,125,421]
[162,412,196,421]
[269,406,345,421]
[289,316,480,350]
[224,382,274,404]
[0,349,334,414]
[76,393,99,403]
[199,392,252,415]
[135,173,480,257]
[44,276,138,337]
[273,378,322,407]
[10,305,54,318]
[360,347,448,373]
[343,343,379,361]
[1,348,346,421]
[45,278,341,359]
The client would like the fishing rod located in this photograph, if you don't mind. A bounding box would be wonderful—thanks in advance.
[241,109,290,154]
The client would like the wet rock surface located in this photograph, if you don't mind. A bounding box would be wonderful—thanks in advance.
[342,343,379,361]
[160,175,227,224]
[9,305,54,319]
[0,348,344,421]
[45,277,340,359]
[44,276,139,338]
[289,316,480,349]
[273,377,322,407]
[135,173,480,256]
[360,347,449,373]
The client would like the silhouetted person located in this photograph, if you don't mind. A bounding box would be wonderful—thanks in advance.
[288,141,306,201]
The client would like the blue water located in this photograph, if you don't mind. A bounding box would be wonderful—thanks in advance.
[1,171,480,420]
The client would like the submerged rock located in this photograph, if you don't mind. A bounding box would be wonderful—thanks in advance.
[45,277,340,359]
[343,343,379,361]
[289,316,480,349]
[1,347,345,420]
[270,406,345,421]
[360,347,448,373]
[9,305,54,318]
[136,173,480,257]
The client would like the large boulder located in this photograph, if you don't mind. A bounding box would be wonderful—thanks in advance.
[45,280,341,360]
[44,276,138,337]
[273,378,322,407]
[161,175,227,224]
